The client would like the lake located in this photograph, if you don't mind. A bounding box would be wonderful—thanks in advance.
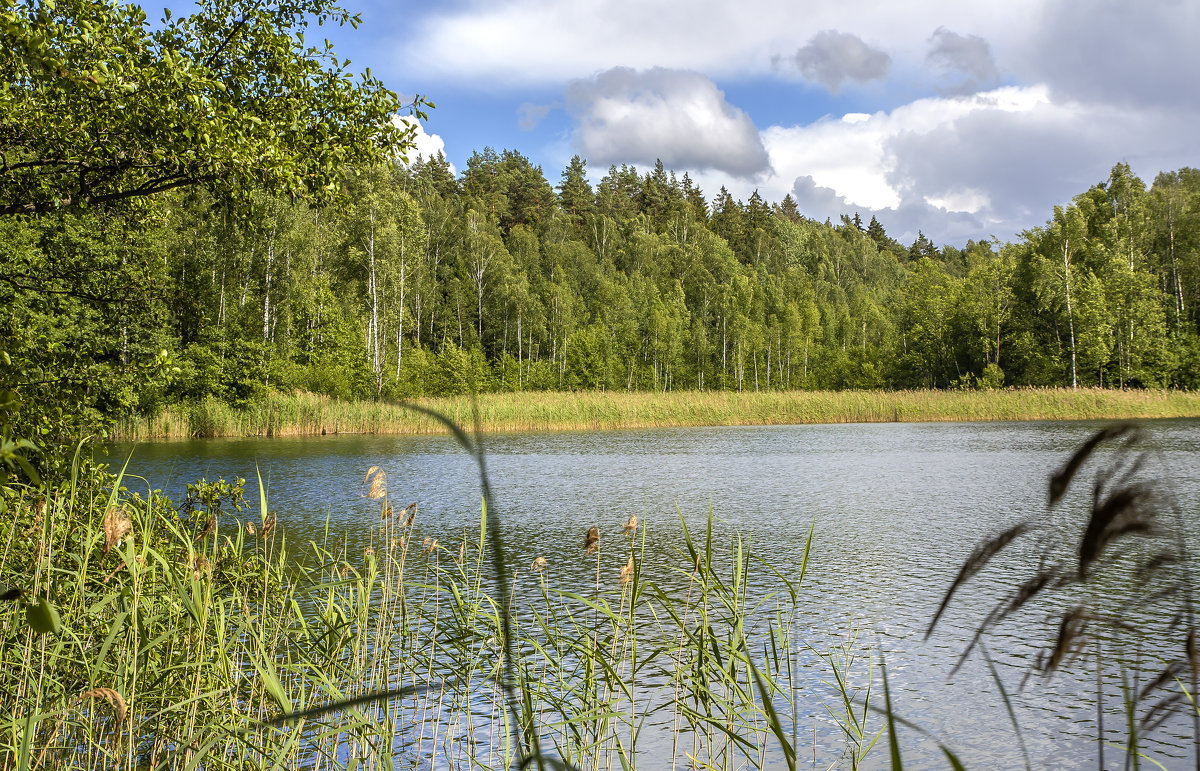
[112,418,1200,770]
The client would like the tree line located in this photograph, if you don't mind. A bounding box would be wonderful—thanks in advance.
[5,150,1200,438]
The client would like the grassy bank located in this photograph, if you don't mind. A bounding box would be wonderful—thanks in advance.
[113,387,1200,440]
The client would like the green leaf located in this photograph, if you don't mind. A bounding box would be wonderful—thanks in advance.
[25,598,62,635]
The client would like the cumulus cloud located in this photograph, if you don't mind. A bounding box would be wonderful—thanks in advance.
[777,30,891,91]
[393,116,455,172]
[753,85,1199,244]
[926,27,1000,93]
[565,67,771,178]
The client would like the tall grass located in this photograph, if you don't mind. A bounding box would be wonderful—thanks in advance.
[0,445,874,769]
[114,388,1200,440]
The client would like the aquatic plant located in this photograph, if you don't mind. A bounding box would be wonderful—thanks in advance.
[0,415,874,769]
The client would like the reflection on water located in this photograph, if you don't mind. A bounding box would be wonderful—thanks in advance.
[112,418,1200,770]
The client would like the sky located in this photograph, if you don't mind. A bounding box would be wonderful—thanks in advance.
[312,0,1199,246]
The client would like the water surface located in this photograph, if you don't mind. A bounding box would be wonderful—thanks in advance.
[113,419,1200,770]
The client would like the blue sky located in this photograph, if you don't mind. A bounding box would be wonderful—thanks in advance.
[309,0,1198,246]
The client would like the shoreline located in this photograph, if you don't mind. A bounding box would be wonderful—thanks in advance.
[110,388,1200,441]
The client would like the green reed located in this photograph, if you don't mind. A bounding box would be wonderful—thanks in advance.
[0,445,876,770]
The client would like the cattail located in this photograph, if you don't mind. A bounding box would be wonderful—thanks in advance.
[530,556,547,572]
[584,526,600,555]
[622,514,638,534]
[619,554,635,585]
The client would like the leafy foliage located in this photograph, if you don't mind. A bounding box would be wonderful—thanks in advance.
[0,0,418,215]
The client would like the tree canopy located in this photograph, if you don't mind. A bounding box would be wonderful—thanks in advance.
[0,0,420,215]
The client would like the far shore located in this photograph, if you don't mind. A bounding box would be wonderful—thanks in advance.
[110,387,1200,441]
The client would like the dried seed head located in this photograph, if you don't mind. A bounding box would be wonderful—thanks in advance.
[530,556,548,572]
[365,546,375,559]
[457,542,465,563]
[620,554,635,585]
[584,526,600,555]
[103,506,132,554]
[363,466,387,500]
[398,502,418,527]
[260,511,277,537]
[622,514,638,534]
[195,516,215,541]
[423,537,438,554]
[382,504,392,520]
[191,554,211,581]
[76,687,127,725]
[245,521,256,536]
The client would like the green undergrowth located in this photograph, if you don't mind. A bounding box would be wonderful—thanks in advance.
[112,387,1200,440]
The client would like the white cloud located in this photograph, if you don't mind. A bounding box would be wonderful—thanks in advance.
[403,0,1041,85]
[394,0,1199,244]
[748,84,1199,244]
[566,67,771,178]
[776,30,891,91]
[926,27,1000,93]
[393,116,455,173]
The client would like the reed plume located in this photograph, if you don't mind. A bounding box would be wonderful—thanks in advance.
[619,554,635,585]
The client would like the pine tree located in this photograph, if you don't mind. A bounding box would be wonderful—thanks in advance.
[776,194,801,223]
[558,155,594,227]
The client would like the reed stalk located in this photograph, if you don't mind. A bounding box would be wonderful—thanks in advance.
[0,449,872,770]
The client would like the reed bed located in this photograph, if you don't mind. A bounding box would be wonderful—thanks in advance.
[0,451,873,770]
[113,387,1200,440]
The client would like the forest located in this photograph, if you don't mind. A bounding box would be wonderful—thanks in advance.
[5,147,1199,443]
